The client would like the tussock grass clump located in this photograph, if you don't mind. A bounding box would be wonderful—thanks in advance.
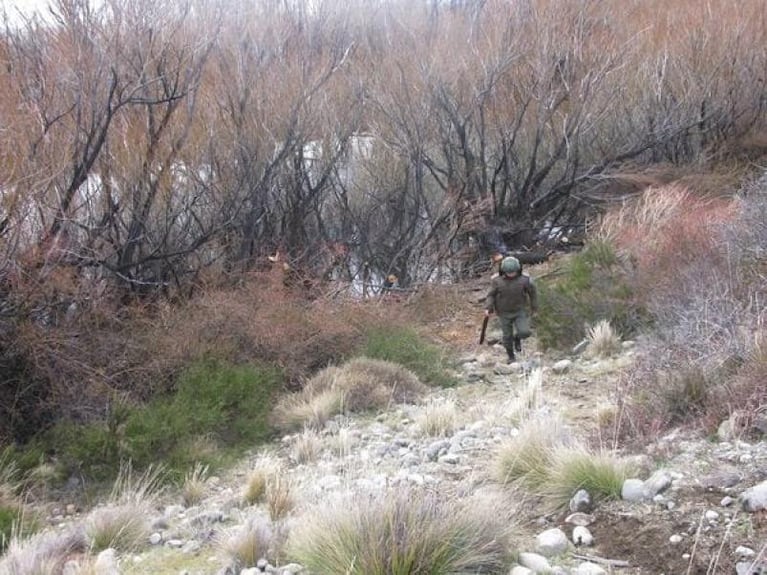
[85,464,164,552]
[496,417,631,509]
[416,397,458,437]
[181,463,210,507]
[585,320,622,359]
[290,428,322,464]
[496,416,572,488]
[242,455,281,507]
[216,516,282,571]
[266,474,295,522]
[0,527,86,575]
[541,448,632,509]
[287,488,514,574]
[272,358,428,432]
[271,389,342,433]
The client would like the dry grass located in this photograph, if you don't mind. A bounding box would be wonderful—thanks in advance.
[0,451,20,505]
[216,516,280,571]
[496,414,632,509]
[272,358,428,432]
[287,488,514,575]
[584,320,622,359]
[0,527,87,575]
[495,415,572,487]
[479,368,544,428]
[290,428,322,465]
[266,474,294,522]
[181,463,210,507]
[242,455,281,507]
[271,388,343,432]
[85,463,164,552]
[330,422,357,458]
[416,397,458,437]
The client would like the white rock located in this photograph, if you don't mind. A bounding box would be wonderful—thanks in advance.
[735,546,755,558]
[535,527,569,556]
[572,562,607,575]
[704,510,720,521]
[740,480,767,512]
[518,552,552,572]
[509,567,535,575]
[572,525,594,546]
[94,549,120,575]
[644,469,672,496]
[669,534,683,544]
[149,532,163,545]
[621,478,647,502]
[552,359,572,374]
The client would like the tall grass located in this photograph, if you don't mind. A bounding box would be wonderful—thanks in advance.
[272,358,428,432]
[287,489,514,574]
[496,416,632,509]
[85,463,164,552]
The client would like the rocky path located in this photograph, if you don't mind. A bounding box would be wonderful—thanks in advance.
[107,332,765,575]
[11,325,767,575]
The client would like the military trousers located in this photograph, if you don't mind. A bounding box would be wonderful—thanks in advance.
[498,310,532,350]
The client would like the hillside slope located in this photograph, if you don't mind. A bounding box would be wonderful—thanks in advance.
[2,271,766,575]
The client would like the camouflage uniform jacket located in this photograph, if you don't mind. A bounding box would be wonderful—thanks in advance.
[485,274,538,315]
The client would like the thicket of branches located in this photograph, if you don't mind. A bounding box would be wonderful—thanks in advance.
[1,0,765,300]
[1,0,766,441]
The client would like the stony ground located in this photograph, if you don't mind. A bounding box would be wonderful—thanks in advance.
[9,279,767,575]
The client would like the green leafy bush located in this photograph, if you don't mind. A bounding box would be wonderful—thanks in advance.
[44,361,283,481]
[360,326,458,387]
[535,241,646,350]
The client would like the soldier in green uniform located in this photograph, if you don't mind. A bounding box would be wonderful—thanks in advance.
[484,256,538,363]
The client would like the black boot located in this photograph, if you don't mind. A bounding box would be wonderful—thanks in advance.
[505,346,516,363]
[513,336,522,352]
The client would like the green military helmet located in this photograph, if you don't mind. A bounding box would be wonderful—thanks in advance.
[500,256,521,274]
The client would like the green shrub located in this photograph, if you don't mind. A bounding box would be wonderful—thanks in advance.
[44,361,283,482]
[360,326,458,387]
[535,241,646,350]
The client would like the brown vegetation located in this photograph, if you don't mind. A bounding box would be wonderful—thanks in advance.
[2,0,767,452]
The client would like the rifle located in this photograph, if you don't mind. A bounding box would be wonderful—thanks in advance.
[478,314,489,345]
